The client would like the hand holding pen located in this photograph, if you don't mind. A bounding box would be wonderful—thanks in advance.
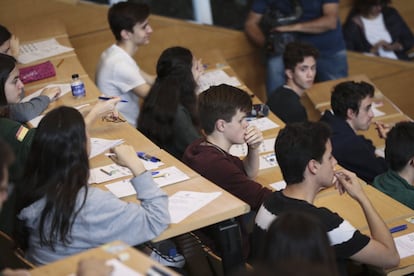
[108,145,146,176]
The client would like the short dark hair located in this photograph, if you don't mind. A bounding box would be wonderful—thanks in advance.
[385,121,414,172]
[198,84,252,135]
[0,24,11,46]
[354,0,391,15]
[275,122,331,184]
[331,81,374,119]
[283,42,319,71]
[108,2,150,41]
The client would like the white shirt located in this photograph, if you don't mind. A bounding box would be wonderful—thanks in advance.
[95,44,146,127]
[361,13,398,59]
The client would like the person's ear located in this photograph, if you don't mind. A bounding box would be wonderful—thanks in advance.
[285,69,293,80]
[308,159,319,175]
[347,108,356,120]
[215,119,226,132]
[120,29,131,41]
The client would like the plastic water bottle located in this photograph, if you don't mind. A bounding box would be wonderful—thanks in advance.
[71,74,86,98]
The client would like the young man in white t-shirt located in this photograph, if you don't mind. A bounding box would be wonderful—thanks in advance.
[96,2,155,127]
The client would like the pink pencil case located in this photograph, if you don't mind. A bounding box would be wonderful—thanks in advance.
[19,61,56,84]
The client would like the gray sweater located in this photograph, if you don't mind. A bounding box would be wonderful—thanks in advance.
[18,171,170,265]
[9,95,50,123]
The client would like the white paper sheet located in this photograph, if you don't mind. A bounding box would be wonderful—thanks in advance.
[229,138,276,157]
[105,179,135,198]
[247,117,279,132]
[105,259,142,276]
[168,191,222,223]
[152,166,190,188]
[259,152,278,170]
[270,180,287,191]
[21,83,71,103]
[372,102,386,117]
[394,233,414,259]
[89,164,133,184]
[18,38,74,64]
[27,103,89,127]
[196,69,241,94]
[89,138,124,159]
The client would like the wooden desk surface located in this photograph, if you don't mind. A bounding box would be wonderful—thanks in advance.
[314,184,414,231]
[29,241,179,276]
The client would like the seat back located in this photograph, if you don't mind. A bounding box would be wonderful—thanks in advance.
[0,231,35,269]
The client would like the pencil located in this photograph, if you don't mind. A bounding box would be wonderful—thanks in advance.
[56,59,64,68]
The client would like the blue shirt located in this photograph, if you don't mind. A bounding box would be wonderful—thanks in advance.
[251,0,345,54]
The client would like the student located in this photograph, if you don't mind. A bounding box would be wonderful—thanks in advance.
[266,42,318,124]
[258,211,338,275]
[0,24,19,58]
[244,0,348,97]
[138,46,203,159]
[183,84,272,212]
[0,53,60,123]
[0,98,119,236]
[254,122,399,274]
[182,84,272,258]
[96,2,155,127]
[319,81,388,183]
[16,106,170,265]
[343,0,414,60]
[373,122,414,209]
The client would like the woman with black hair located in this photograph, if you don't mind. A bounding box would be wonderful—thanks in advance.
[343,0,414,60]
[17,106,170,265]
[138,46,203,159]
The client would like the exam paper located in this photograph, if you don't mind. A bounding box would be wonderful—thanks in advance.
[168,191,222,223]
[152,166,190,188]
[196,69,241,94]
[27,103,89,127]
[229,138,276,157]
[21,83,71,103]
[89,138,124,159]
[105,259,142,276]
[259,152,278,170]
[394,233,414,259]
[105,179,135,198]
[89,164,133,184]
[247,117,280,132]
[372,102,386,117]
[270,180,287,191]
[18,38,74,64]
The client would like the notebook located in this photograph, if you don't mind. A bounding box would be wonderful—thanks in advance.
[19,61,56,84]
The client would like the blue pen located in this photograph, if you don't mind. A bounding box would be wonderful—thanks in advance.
[390,224,407,233]
[137,152,161,162]
[151,171,159,176]
[98,96,128,103]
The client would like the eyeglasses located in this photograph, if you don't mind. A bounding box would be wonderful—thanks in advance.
[101,113,126,123]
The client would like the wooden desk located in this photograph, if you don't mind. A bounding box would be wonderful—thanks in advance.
[314,184,414,231]
[29,241,179,276]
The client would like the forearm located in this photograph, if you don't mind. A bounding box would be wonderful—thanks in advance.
[245,23,266,47]
[243,148,260,178]
[281,16,337,34]
[9,96,50,122]
[140,70,155,86]
[358,193,397,252]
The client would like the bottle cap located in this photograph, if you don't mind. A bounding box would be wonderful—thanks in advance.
[71,73,79,79]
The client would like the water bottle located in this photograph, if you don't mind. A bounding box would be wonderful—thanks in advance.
[71,74,86,98]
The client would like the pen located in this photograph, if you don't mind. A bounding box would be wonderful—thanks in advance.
[146,265,170,276]
[56,59,64,68]
[137,152,161,162]
[151,171,159,176]
[100,168,112,176]
[98,96,128,103]
[390,224,407,233]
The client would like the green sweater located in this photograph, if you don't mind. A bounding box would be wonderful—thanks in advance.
[373,170,414,210]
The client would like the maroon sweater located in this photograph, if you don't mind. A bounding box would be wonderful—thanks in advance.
[183,138,272,211]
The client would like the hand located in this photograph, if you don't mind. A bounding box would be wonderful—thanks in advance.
[334,169,365,201]
[76,258,113,276]
[371,40,389,54]
[192,58,204,83]
[374,121,391,139]
[2,268,31,276]
[41,87,61,101]
[109,144,146,176]
[383,42,403,52]
[8,34,20,58]
[245,125,263,150]
[92,97,120,118]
